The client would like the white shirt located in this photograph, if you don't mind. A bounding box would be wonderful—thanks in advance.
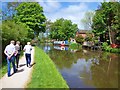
[23,45,32,54]
[4,43,15,55]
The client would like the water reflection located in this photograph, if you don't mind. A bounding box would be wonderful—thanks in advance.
[54,45,69,51]
[39,43,119,88]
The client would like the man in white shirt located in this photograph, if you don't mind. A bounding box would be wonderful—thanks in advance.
[4,40,17,77]
[23,42,32,68]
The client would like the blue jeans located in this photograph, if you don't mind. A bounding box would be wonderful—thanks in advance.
[6,56,16,76]
[25,54,31,67]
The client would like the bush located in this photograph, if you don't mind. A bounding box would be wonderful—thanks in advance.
[75,35,84,44]
[69,43,78,49]
[102,42,112,52]
[102,42,120,53]
[111,48,120,53]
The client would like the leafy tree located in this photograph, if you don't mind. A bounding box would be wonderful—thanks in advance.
[85,33,93,41]
[75,35,84,44]
[2,20,29,49]
[14,2,46,37]
[44,19,53,38]
[92,2,120,44]
[81,11,95,30]
[49,18,78,40]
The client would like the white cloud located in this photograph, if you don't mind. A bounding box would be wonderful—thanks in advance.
[39,0,61,13]
[40,2,91,29]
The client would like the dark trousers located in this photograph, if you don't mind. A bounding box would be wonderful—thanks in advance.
[6,56,17,76]
[25,54,31,67]
[15,54,20,68]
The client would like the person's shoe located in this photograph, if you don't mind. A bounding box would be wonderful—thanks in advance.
[8,75,11,77]
[14,69,18,73]
[28,65,31,68]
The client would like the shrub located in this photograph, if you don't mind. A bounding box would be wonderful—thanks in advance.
[69,43,78,49]
[75,35,84,44]
[102,42,120,53]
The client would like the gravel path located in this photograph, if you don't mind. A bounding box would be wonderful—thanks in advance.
[0,47,34,89]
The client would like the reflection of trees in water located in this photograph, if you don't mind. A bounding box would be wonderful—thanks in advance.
[48,49,103,69]
[84,53,119,88]
[48,50,78,69]
[42,44,119,88]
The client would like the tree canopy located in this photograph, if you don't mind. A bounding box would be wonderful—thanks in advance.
[49,18,78,40]
[14,2,46,36]
[92,2,120,44]
[2,20,31,48]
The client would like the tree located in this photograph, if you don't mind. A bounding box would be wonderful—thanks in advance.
[81,11,95,30]
[1,20,30,49]
[44,19,53,38]
[49,18,78,40]
[92,2,120,44]
[75,35,84,44]
[14,2,46,37]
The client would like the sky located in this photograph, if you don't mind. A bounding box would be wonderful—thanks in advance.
[39,1,100,29]
[1,0,114,29]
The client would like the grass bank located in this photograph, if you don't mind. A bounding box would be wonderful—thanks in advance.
[27,47,69,88]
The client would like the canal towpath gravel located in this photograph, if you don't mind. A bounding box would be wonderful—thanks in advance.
[0,47,34,89]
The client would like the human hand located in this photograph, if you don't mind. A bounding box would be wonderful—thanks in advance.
[8,56,11,59]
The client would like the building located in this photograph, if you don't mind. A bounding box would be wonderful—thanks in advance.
[76,30,93,38]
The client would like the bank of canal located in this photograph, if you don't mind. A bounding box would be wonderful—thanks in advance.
[27,47,68,88]
[39,43,119,88]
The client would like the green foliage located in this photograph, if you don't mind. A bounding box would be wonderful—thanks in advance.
[110,48,120,53]
[27,47,69,88]
[92,2,120,44]
[75,35,84,44]
[102,42,120,53]
[2,20,30,48]
[49,18,78,40]
[69,43,82,50]
[14,2,46,36]
[102,42,112,52]
[85,33,93,41]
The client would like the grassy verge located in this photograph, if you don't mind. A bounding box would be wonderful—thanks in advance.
[0,51,24,78]
[27,47,69,88]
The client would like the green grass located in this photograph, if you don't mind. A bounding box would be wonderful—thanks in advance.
[0,61,7,78]
[0,51,24,78]
[27,47,69,88]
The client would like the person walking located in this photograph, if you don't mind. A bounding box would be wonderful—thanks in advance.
[15,41,21,68]
[4,40,17,77]
[23,42,32,68]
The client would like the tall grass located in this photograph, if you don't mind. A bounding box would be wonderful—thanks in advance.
[27,47,69,88]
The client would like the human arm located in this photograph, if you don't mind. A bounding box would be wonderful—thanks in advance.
[23,45,26,51]
[4,46,15,59]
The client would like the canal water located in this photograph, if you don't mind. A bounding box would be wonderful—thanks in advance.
[39,43,119,88]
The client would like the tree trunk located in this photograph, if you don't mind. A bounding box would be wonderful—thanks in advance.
[108,26,112,44]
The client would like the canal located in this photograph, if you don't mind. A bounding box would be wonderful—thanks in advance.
[39,43,119,88]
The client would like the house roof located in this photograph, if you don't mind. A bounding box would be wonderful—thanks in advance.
[77,30,92,34]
